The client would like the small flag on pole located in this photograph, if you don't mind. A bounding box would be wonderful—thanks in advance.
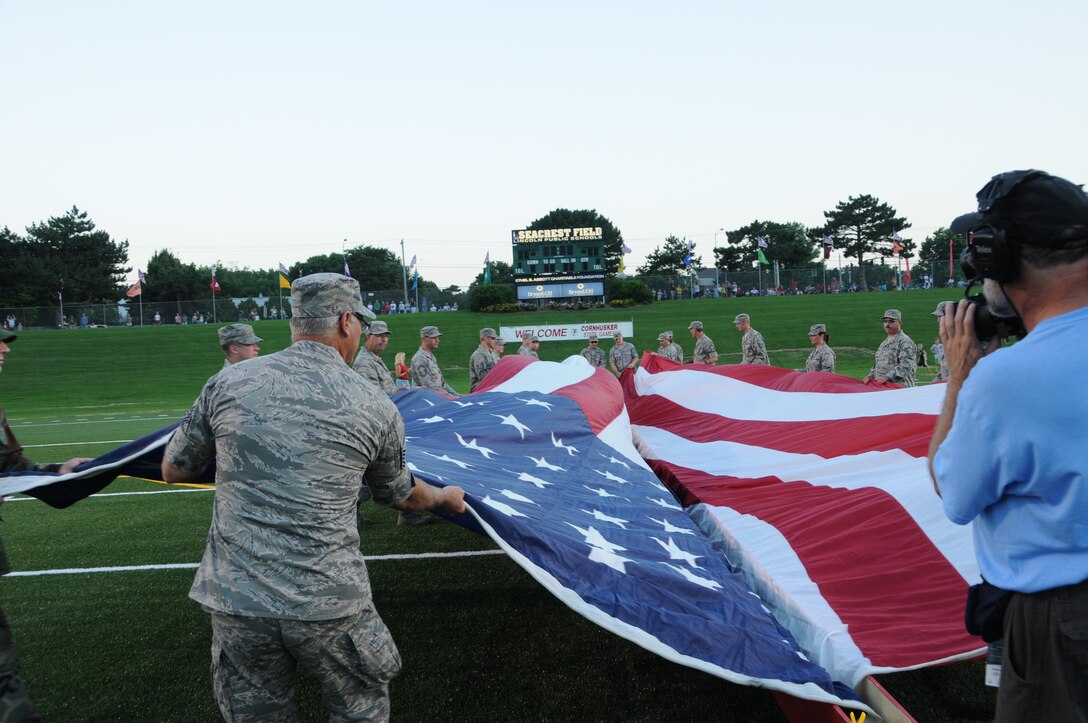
[758,248,770,265]
[343,258,351,278]
[757,236,769,249]
[126,281,142,298]
[138,269,147,284]
[822,235,833,261]
[409,254,417,270]
[211,266,221,292]
[278,263,289,276]
[412,269,419,290]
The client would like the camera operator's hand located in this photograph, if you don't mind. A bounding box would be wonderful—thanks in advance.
[939,300,1000,384]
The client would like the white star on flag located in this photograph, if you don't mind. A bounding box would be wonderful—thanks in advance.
[492,413,531,439]
[455,433,497,459]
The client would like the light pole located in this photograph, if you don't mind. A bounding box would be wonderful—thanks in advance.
[713,228,725,294]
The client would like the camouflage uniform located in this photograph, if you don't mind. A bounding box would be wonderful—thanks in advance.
[805,344,836,373]
[668,341,684,363]
[692,335,718,364]
[580,345,606,368]
[411,347,457,396]
[468,345,498,392]
[517,345,538,358]
[352,346,396,395]
[1,407,51,723]
[655,333,682,362]
[165,336,413,721]
[870,331,917,387]
[609,340,638,374]
[741,329,769,365]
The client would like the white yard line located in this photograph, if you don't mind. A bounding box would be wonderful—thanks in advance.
[24,440,133,448]
[8,550,505,577]
[4,487,214,501]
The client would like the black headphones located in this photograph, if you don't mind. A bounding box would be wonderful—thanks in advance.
[960,170,1050,283]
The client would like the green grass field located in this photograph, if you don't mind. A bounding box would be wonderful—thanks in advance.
[1,290,997,721]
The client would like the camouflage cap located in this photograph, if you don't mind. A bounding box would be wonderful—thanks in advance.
[480,327,498,339]
[494,337,506,346]
[732,314,749,324]
[420,325,442,338]
[525,335,540,343]
[657,332,670,341]
[612,331,623,338]
[291,273,375,322]
[882,309,902,321]
[217,324,262,346]
[808,323,827,336]
[0,329,16,343]
[932,301,954,317]
[665,330,674,339]
[587,334,599,341]
[689,320,704,330]
[367,320,390,335]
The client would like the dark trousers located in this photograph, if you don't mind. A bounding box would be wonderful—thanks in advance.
[997,579,1088,722]
[0,607,40,723]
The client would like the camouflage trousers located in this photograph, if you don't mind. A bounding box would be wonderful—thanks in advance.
[0,607,40,723]
[210,605,402,723]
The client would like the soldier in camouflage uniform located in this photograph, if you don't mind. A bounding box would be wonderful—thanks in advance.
[218,324,262,368]
[864,309,917,387]
[351,320,397,395]
[469,328,499,392]
[517,335,540,358]
[733,313,769,365]
[931,302,953,382]
[580,334,606,367]
[494,338,506,358]
[655,332,682,363]
[688,321,719,364]
[802,323,836,373]
[411,326,458,397]
[162,274,465,722]
[666,331,684,364]
[1,328,91,723]
[608,331,638,376]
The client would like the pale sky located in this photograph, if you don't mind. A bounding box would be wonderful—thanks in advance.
[2,1,1085,290]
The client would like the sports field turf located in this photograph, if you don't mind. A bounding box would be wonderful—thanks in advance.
[1,290,997,721]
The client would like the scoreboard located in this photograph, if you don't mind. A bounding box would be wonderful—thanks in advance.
[511,226,606,285]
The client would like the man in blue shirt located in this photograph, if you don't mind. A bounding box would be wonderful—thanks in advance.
[928,170,1088,722]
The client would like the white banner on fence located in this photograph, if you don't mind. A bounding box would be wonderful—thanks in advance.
[499,321,634,343]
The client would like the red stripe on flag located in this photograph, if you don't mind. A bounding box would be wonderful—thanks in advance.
[655,462,980,668]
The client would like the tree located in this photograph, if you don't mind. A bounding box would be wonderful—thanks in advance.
[637,235,700,275]
[144,249,205,302]
[717,221,818,271]
[821,195,910,289]
[525,209,625,275]
[21,207,130,304]
[0,226,43,306]
[469,261,515,289]
[467,284,516,312]
[918,227,966,284]
[606,278,654,305]
[296,246,407,292]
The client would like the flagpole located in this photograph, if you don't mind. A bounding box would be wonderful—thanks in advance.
[948,236,954,284]
[138,285,144,326]
[400,239,409,306]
